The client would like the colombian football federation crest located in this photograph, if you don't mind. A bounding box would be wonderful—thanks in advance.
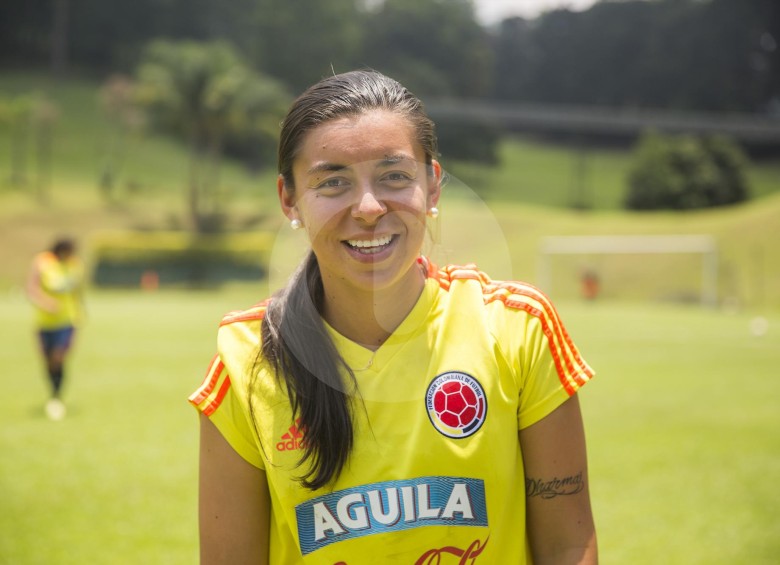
[425,372,487,438]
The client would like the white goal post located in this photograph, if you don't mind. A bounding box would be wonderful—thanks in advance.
[537,235,719,306]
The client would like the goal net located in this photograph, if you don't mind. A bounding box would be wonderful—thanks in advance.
[537,235,718,305]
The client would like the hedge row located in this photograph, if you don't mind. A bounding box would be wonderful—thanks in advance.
[89,231,274,288]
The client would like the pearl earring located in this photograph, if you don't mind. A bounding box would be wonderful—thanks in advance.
[290,218,302,230]
[428,207,439,219]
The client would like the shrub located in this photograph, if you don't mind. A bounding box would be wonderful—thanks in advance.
[625,132,750,210]
[90,230,273,288]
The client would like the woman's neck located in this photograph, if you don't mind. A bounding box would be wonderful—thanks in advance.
[321,265,426,350]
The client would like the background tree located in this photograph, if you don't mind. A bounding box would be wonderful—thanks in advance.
[247,0,364,93]
[222,76,291,173]
[0,0,51,67]
[494,0,779,113]
[361,0,498,163]
[2,0,777,116]
[361,0,492,98]
[700,135,751,205]
[491,17,537,101]
[97,75,146,204]
[135,40,289,232]
[625,131,751,210]
[51,0,69,78]
[6,95,35,189]
[30,94,59,203]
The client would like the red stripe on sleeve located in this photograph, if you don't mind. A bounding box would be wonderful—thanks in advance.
[189,356,224,405]
[487,284,593,395]
[202,375,232,417]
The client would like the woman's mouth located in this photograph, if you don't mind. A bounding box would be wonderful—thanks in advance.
[345,235,395,255]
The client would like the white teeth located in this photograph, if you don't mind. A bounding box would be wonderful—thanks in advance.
[347,235,393,249]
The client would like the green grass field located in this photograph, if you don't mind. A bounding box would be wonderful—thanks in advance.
[1,288,778,564]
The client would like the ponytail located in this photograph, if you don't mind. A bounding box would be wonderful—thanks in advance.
[257,251,357,490]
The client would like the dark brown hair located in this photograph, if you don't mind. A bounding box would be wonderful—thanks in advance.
[51,238,75,259]
[258,70,438,490]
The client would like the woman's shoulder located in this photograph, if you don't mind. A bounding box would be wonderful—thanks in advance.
[219,298,272,327]
[427,259,551,311]
[216,298,270,363]
[214,299,272,386]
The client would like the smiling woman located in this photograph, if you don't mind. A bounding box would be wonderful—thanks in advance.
[189,69,598,565]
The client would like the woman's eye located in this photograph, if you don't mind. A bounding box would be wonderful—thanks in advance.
[316,177,349,190]
[382,172,414,184]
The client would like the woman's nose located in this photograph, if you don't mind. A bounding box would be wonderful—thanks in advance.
[351,188,387,223]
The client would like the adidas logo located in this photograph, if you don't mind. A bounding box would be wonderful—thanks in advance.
[276,419,305,451]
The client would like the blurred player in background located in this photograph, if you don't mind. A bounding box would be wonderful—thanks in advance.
[26,237,85,421]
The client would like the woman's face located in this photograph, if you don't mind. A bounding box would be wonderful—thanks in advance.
[279,109,440,296]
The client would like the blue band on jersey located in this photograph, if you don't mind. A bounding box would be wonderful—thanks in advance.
[295,476,488,555]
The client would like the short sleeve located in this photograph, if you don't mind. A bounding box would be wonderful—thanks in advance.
[189,355,265,469]
[516,303,594,430]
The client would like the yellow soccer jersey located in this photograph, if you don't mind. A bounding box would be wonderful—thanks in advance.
[189,258,594,564]
[32,251,84,330]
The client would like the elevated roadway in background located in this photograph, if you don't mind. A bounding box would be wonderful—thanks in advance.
[425,99,780,145]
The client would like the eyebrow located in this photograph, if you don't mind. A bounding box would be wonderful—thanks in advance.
[305,154,415,176]
[306,162,347,176]
[378,154,415,167]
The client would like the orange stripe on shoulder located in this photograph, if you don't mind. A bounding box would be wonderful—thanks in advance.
[220,298,270,327]
[189,356,233,416]
[189,356,225,405]
[433,262,493,291]
[485,281,593,396]
[203,375,232,416]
